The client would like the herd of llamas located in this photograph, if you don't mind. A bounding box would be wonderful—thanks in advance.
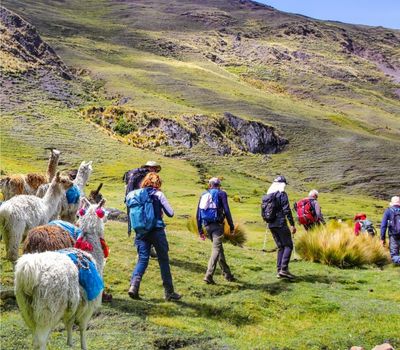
[0,149,107,350]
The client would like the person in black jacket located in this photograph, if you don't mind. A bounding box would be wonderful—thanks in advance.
[266,175,297,279]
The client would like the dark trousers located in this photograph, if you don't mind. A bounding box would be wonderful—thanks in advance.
[270,225,293,272]
[204,222,232,279]
[389,235,400,265]
[131,228,174,292]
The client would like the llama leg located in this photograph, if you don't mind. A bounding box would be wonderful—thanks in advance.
[33,328,50,350]
[66,319,74,347]
[6,223,24,262]
[47,149,60,182]
[78,312,92,350]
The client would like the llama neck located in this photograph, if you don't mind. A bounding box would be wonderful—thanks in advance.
[84,232,104,276]
[43,183,63,218]
[74,171,89,192]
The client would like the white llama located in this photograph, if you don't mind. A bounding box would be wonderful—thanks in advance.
[14,199,107,350]
[37,161,93,223]
[0,172,72,262]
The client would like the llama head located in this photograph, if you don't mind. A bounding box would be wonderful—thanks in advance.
[53,171,73,191]
[75,161,93,186]
[77,197,107,238]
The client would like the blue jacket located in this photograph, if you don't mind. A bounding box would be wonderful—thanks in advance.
[380,206,400,240]
[268,191,295,229]
[196,189,234,233]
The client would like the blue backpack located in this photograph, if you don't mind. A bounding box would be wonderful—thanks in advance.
[199,189,220,224]
[389,207,400,235]
[126,188,157,235]
[66,185,81,204]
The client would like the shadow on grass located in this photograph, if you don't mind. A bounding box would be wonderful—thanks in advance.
[169,258,205,274]
[109,296,258,326]
[237,279,293,295]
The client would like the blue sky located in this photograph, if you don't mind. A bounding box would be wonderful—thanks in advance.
[257,0,399,29]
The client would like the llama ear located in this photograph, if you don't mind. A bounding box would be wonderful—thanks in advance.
[79,197,91,209]
[97,198,106,208]
[87,161,93,166]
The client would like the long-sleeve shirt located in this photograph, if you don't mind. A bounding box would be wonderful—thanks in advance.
[309,197,325,224]
[380,206,400,240]
[151,190,174,228]
[196,189,234,234]
[268,191,295,228]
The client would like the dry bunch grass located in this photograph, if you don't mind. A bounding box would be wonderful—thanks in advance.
[296,221,390,268]
[186,216,247,247]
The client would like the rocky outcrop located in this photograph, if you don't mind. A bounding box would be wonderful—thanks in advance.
[222,112,287,154]
[0,6,71,77]
[83,107,287,156]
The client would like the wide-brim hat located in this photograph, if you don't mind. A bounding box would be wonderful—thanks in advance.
[390,196,400,207]
[142,161,161,171]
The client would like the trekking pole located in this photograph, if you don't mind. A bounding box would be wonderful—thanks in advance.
[262,229,268,252]
[292,234,298,261]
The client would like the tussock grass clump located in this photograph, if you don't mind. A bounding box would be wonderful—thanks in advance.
[296,221,389,268]
[186,216,247,247]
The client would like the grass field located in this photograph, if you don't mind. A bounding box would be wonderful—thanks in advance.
[1,1,400,349]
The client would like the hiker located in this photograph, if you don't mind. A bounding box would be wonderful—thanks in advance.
[127,172,181,301]
[262,175,296,279]
[354,213,376,236]
[197,177,236,284]
[380,196,400,265]
[124,161,161,258]
[123,161,161,236]
[294,189,325,231]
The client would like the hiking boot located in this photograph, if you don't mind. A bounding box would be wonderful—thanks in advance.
[164,291,182,301]
[102,291,113,303]
[128,276,142,300]
[203,276,216,285]
[225,275,237,282]
[276,273,282,279]
[278,270,296,279]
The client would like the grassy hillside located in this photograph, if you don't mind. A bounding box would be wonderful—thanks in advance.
[2,0,399,197]
[1,2,400,349]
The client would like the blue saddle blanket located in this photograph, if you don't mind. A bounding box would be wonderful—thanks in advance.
[66,185,81,204]
[58,250,103,301]
[49,220,82,240]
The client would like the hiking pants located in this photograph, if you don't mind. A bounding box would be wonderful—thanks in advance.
[131,228,174,292]
[204,222,233,279]
[389,235,400,265]
[269,225,293,272]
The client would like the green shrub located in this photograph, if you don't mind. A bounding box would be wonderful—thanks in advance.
[113,118,136,136]
[296,221,389,268]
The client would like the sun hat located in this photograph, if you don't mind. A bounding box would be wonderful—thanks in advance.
[142,161,161,171]
[209,177,221,187]
[273,175,288,184]
[354,213,367,221]
[389,196,400,207]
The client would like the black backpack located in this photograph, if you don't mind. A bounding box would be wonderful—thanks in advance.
[261,192,278,223]
[123,168,149,196]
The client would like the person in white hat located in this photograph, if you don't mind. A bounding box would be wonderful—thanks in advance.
[380,196,400,265]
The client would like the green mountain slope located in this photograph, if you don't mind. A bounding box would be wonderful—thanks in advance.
[1,0,399,197]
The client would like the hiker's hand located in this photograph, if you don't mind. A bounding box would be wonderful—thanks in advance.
[290,226,296,234]
[199,233,206,241]
[230,227,235,235]
[381,240,385,246]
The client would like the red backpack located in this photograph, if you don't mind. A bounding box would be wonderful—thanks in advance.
[295,198,316,225]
